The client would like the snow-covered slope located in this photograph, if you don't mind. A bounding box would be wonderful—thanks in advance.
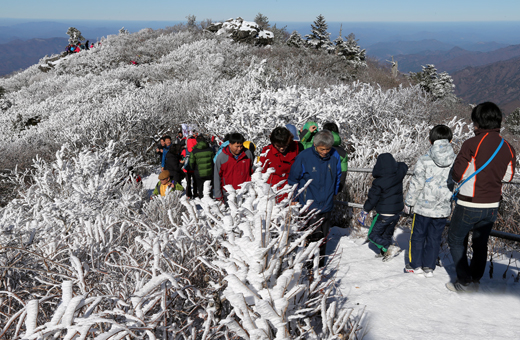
[328,226,520,340]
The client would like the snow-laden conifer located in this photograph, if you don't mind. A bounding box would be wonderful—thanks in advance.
[305,14,333,52]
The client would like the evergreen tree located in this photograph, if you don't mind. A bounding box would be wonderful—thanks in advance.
[410,64,456,101]
[305,14,333,51]
[254,13,270,30]
[506,107,520,135]
[66,27,85,45]
[287,30,305,48]
[270,23,290,45]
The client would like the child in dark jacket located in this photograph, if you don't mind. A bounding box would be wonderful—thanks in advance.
[359,153,408,260]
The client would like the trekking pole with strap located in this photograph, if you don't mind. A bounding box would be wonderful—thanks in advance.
[451,138,504,202]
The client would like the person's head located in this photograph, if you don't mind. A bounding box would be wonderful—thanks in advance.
[170,143,183,155]
[164,136,172,147]
[177,130,183,137]
[313,130,334,158]
[159,137,166,146]
[471,102,502,130]
[323,122,339,134]
[227,133,245,156]
[243,141,256,154]
[158,170,170,184]
[429,125,453,144]
[270,127,293,153]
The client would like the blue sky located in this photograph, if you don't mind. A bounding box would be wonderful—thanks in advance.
[3,0,520,22]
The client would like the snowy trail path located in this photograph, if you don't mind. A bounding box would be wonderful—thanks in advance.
[327,226,520,340]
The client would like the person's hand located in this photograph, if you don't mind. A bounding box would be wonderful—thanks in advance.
[309,125,317,133]
[290,201,298,206]
[180,160,185,164]
[357,211,368,226]
[156,148,160,152]
[161,167,164,171]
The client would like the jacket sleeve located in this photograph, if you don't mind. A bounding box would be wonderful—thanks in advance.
[213,153,225,199]
[502,141,516,182]
[452,141,473,183]
[405,158,425,207]
[152,182,160,196]
[300,129,314,149]
[288,154,303,187]
[189,150,196,169]
[335,153,342,195]
[161,150,167,168]
[363,180,382,212]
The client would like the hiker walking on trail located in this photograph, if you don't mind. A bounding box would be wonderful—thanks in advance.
[260,127,302,202]
[288,130,342,266]
[213,133,254,201]
[189,135,215,198]
[404,125,455,277]
[155,137,166,163]
[359,153,408,261]
[447,102,516,293]
[164,143,185,186]
[160,136,172,170]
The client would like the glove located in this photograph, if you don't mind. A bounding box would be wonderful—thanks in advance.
[403,205,412,215]
[357,211,368,226]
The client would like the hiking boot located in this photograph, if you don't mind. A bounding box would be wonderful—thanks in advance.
[405,264,424,274]
[423,267,434,278]
[445,281,477,293]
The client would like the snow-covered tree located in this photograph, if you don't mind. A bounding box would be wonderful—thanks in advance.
[254,12,270,30]
[66,27,85,44]
[506,107,520,135]
[286,30,305,48]
[186,14,197,29]
[119,26,129,35]
[305,14,333,51]
[410,64,456,101]
[335,33,366,66]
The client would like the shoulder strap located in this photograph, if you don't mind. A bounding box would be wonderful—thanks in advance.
[452,138,504,201]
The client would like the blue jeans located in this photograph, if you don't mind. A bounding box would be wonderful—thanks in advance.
[448,204,497,284]
[368,214,400,252]
[409,214,447,270]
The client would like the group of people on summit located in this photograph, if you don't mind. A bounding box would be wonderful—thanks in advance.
[152,102,516,293]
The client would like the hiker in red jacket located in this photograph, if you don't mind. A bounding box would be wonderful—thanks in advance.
[260,126,302,202]
[213,133,254,201]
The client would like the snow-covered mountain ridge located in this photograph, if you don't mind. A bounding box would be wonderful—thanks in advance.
[0,25,518,339]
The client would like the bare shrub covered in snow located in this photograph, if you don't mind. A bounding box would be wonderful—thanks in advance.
[0,150,365,338]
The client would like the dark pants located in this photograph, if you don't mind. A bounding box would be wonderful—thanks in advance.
[408,214,447,270]
[368,214,400,252]
[186,172,198,198]
[195,174,212,198]
[307,212,332,266]
[448,204,497,284]
[170,169,183,186]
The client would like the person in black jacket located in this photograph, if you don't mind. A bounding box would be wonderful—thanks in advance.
[163,143,184,185]
[359,153,408,259]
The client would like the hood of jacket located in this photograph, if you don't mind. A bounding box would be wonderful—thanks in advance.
[429,139,456,167]
[373,153,398,177]
[303,121,318,131]
[331,131,342,147]
[194,140,209,150]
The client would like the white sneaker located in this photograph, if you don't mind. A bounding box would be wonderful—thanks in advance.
[423,267,434,278]
[405,264,424,274]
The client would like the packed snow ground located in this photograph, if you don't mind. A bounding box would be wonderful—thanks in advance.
[143,173,520,339]
[327,226,520,340]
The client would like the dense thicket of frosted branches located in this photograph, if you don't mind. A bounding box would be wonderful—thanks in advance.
[0,24,506,339]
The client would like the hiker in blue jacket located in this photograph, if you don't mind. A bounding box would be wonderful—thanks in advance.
[288,130,342,266]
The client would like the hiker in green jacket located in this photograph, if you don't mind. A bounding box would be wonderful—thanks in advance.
[189,135,215,198]
[151,170,184,199]
[299,121,318,149]
[323,122,348,193]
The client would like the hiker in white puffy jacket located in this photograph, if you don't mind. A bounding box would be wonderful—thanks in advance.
[404,125,455,278]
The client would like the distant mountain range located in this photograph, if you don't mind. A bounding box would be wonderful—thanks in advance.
[390,43,520,74]
[451,56,520,114]
[0,37,68,76]
[365,39,508,61]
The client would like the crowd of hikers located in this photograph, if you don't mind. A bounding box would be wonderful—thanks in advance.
[65,41,99,54]
[151,102,516,293]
